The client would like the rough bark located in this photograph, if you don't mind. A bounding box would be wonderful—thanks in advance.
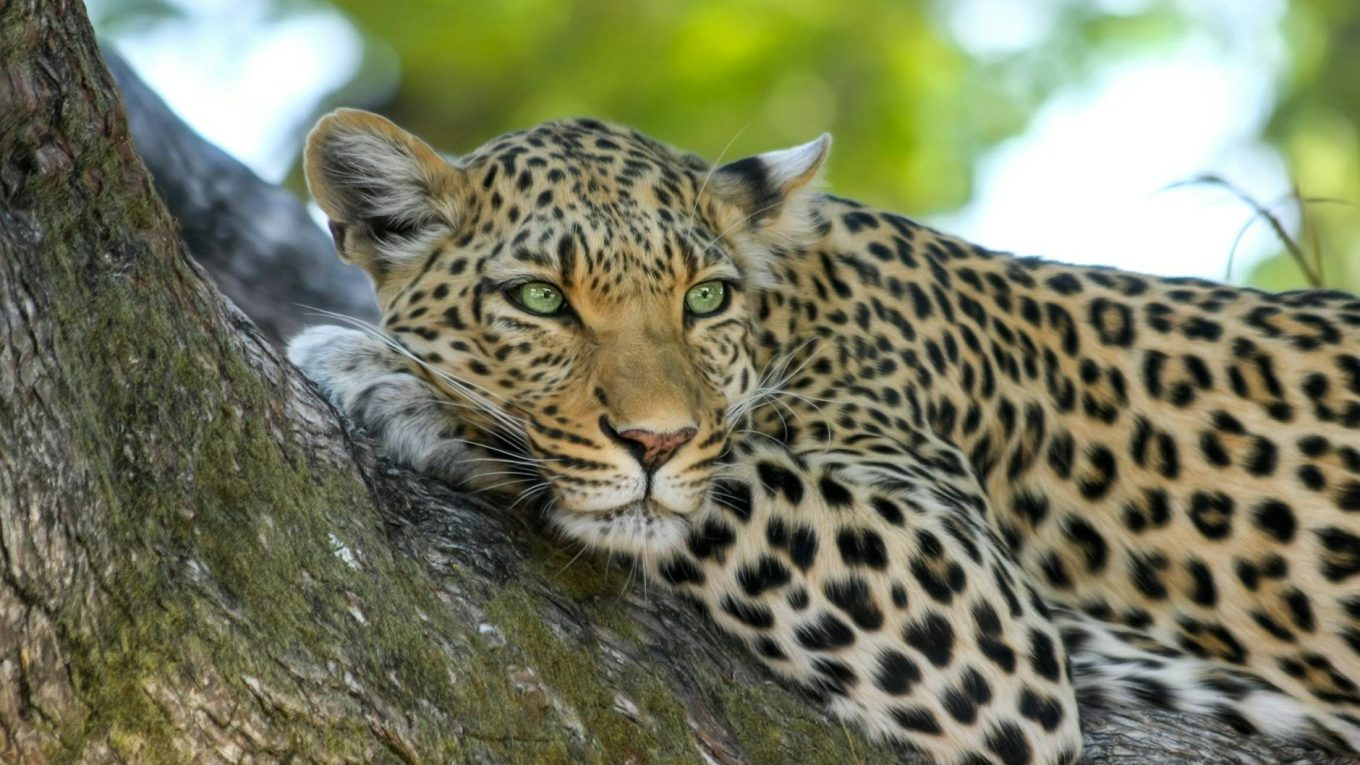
[0,2,1348,763]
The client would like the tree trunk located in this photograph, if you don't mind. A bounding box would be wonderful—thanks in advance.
[0,3,1347,763]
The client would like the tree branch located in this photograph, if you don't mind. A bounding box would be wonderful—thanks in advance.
[101,46,378,345]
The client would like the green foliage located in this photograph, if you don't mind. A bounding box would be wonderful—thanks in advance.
[92,0,1358,289]
[1248,0,1360,292]
[322,0,1192,213]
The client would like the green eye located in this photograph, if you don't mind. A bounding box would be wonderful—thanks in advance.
[512,282,565,315]
[684,281,727,316]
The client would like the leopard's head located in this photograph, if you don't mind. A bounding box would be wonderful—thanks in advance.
[305,109,828,553]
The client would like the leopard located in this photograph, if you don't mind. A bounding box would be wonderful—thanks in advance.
[287,108,1360,764]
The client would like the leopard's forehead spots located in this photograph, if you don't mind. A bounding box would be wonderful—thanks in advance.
[452,118,740,305]
[464,118,706,212]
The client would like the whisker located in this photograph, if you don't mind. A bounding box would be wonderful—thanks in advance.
[474,476,542,494]
[640,532,653,605]
[508,482,554,512]
[727,427,791,449]
[455,454,544,468]
[727,337,826,422]
[686,123,750,230]
[424,433,565,465]
[470,468,542,481]
[553,539,593,580]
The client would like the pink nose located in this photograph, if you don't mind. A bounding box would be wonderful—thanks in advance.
[601,417,697,472]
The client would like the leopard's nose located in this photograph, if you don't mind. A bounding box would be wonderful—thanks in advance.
[600,416,697,472]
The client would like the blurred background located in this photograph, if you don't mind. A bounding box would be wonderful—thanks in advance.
[90,0,1358,291]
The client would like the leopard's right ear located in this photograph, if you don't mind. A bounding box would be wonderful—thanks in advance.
[304,108,467,286]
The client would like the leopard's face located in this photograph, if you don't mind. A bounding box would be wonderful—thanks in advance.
[388,158,758,552]
[303,111,827,553]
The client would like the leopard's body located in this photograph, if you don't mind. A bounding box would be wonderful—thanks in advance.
[288,109,1360,764]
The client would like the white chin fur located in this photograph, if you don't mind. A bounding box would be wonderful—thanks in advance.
[549,502,689,556]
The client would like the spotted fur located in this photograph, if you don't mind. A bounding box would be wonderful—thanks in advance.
[289,109,1360,763]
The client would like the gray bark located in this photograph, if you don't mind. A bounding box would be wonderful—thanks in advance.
[0,2,1348,763]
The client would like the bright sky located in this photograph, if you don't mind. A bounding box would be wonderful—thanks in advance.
[939,44,1288,280]
[95,0,1294,282]
[97,0,363,182]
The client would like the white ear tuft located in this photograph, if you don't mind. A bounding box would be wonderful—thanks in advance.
[760,133,831,191]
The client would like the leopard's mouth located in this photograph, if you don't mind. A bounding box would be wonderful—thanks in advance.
[601,496,694,517]
[558,499,675,527]
[548,499,691,554]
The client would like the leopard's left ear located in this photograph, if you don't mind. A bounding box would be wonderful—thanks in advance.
[304,108,467,288]
[710,133,830,240]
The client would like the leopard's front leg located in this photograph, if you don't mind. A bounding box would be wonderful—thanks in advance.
[288,325,495,488]
[650,431,1084,765]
